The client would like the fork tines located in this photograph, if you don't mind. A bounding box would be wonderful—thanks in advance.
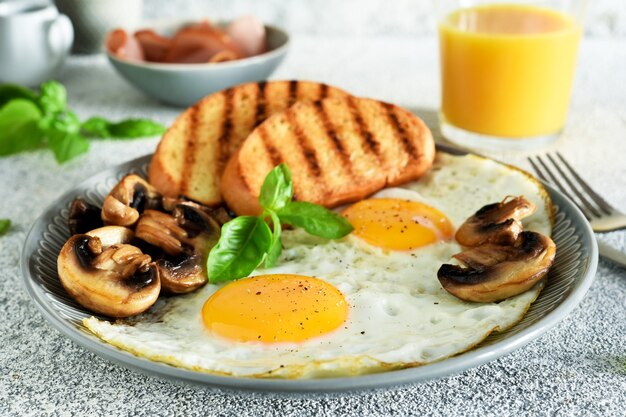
[528,152,613,220]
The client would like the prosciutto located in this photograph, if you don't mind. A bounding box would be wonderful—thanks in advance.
[106,17,268,64]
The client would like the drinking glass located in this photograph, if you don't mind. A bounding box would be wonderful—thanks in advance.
[435,0,587,151]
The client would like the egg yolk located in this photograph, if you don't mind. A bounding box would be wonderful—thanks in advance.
[343,198,454,250]
[202,274,349,343]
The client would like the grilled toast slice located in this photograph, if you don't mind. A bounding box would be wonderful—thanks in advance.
[221,95,436,215]
[148,80,349,206]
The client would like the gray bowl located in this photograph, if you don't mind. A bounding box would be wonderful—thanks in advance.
[106,22,289,107]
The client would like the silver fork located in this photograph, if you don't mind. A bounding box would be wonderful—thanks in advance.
[528,152,626,232]
[528,152,626,268]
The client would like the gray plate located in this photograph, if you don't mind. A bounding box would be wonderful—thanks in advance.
[21,150,598,393]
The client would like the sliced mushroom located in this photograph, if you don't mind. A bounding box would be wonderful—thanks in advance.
[57,226,160,318]
[101,175,162,227]
[455,196,536,247]
[68,198,104,235]
[135,202,220,294]
[155,254,206,294]
[437,231,556,303]
[162,196,233,225]
[86,225,134,247]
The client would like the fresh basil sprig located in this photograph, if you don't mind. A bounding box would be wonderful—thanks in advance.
[0,81,166,164]
[0,219,11,236]
[207,164,353,283]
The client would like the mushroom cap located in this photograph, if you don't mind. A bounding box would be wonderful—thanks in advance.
[57,232,161,318]
[455,196,536,247]
[68,198,104,235]
[134,201,221,294]
[101,174,162,227]
[438,231,556,303]
[156,254,205,294]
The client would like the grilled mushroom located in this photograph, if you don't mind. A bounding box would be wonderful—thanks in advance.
[135,201,220,294]
[437,231,556,303]
[101,175,162,227]
[68,198,103,235]
[455,196,536,247]
[162,196,233,225]
[57,225,160,317]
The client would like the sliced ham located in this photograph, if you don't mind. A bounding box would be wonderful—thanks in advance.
[163,20,244,64]
[226,15,267,57]
[134,30,171,62]
[105,17,268,64]
[106,29,145,61]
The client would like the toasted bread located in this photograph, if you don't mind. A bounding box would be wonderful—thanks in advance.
[148,80,349,206]
[221,96,436,215]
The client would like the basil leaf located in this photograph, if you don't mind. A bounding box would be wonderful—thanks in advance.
[109,119,165,138]
[0,219,10,236]
[264,211,282,268]
[0,85,37,108]
[50,110,81,135]
[81,117,112,138]
[207,216,272,283]
[259,163,293,211]
[277,201,353,239]
[37,81,67,115]
[0,99,44,156]
[47,130,89,163]
[82,118,166,139]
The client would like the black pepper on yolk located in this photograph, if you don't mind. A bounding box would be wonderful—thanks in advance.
[202,274,349,343]
[343,198,454,250]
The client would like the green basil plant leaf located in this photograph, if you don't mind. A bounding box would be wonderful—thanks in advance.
[0,99,43,156]
[0,84,37,108]
[277,201,353,239]
[259,163,293,211]
[264,211,282,268]
[37,81,67,115]
[81,117,112,138]
[47,130,89,163]
[0,219,11,236]
[207,216,272,283]
[109,119,166,138]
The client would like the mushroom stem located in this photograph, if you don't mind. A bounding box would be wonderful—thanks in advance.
[101,175,162,227]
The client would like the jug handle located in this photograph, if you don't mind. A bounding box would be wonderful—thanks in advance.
[48,14,74,63]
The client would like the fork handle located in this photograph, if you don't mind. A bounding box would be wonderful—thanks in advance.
[597,240,626,269]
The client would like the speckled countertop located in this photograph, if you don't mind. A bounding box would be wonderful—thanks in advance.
[1,37,625,417]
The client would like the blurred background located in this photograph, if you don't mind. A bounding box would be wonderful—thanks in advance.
[140,0,625,37]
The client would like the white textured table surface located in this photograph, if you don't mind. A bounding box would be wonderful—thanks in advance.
[1,36,625,417]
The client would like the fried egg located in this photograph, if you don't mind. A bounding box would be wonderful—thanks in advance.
[84,153,553,378]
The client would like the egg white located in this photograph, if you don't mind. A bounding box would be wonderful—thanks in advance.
[84,152,553,378]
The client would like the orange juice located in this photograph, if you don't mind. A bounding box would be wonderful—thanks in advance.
[439,4,581,138]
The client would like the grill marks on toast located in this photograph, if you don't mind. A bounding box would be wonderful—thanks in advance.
[346,96,382,162]
[286,109,322,179]
[217,89,235,169]
[149,81,350,206]
[257,124,282,166]
[254,81,267,125]
[383,102,419,161]
[222,96,436,214]
[319,84,329,101]
[179,104,201,195]
[312,101,353,174]
[288,80,298,107]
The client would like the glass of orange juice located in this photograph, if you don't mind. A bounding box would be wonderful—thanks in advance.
[436,1,586,151]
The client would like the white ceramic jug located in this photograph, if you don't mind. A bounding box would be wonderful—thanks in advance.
[0,0,74,86]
